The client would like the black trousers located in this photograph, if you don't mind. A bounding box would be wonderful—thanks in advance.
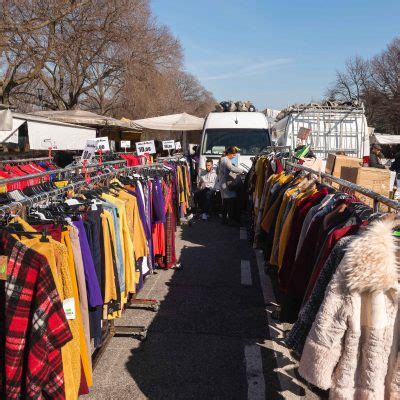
[194,188,215,213]
[221,197,239,222]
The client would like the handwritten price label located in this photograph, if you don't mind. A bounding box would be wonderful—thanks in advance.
[136,140,156,155]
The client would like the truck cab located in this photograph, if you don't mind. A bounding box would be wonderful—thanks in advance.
[199,112,271,172]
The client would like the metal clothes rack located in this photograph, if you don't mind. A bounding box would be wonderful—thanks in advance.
[0,162,177,368]
[0,156,53,164]
[0,159,127,187]
[265,145,292,152]
[286,161,400,212]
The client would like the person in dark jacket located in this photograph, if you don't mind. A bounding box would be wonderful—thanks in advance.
[368,144,386,169]
[390,152,400,174]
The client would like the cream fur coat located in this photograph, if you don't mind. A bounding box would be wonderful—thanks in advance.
[299,219,399,399]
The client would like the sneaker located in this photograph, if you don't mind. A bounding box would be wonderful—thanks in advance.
[201,213,207,221]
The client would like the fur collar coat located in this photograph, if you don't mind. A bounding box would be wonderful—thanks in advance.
[299,219,399,399]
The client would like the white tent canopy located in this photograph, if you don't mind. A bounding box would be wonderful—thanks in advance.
[31,109,141,130]
[371,134,400,145]
[0,112,96,150]
[133,113,204,131]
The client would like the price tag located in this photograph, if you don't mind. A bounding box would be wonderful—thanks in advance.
[175,141,182,150]
[94,137,110,151]
[63,298,76,320]
[162,140,175,150]
[136,140,156,156]
[81,139,97,161]
[0,255,7,281]
[121,140,130,148]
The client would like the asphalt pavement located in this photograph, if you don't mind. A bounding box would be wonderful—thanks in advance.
[84,217,321,400]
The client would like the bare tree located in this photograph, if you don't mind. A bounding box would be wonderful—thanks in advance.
[3,0,215,119]
[0,0,87,105]
[326,37,400,134]
[326,56,370,102]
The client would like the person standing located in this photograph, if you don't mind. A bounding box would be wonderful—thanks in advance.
[390,152,400,200]
[217,146,243,226]
[195,159,217,220]
[369,144,386,169]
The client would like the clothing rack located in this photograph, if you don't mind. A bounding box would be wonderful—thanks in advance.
[0,156,53,164]
[265,145,292,152]
[0,163,169,216]
[286,161,400,212]
[0,159,127,187]
[0,162,171,370]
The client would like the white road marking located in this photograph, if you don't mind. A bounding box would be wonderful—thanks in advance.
[240,227,248,240]
[241,260,252,286]
[245,344,266,400]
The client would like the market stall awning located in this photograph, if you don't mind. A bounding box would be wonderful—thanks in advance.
[0,113,96,150]
[133,113,204,131]
[371,134,400,145]
[31,109,142,131]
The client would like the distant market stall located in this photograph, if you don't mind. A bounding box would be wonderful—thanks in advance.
[132,112,205,148]
[0,112,96,151]
[31,109,142,145]
[370,133,400,145]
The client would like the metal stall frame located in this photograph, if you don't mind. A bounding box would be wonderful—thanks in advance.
[286,161,400,212]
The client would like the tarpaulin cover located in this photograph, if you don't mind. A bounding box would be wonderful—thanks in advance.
[133,113,204,131]
[371,134,400,145]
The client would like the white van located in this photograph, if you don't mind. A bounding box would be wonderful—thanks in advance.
[272,105,370,159]
[199,112,271,171]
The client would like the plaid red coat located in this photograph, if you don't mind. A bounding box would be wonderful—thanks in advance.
[0,231,72,399]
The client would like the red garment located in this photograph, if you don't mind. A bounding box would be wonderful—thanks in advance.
[303,223,363,301]
[31,223,63,242]
[120,154,145,166]
[1,230,72,399]
[285,204,354,300]
[278,188,329,293]
[152,223,165,256]
[275,159,284,173]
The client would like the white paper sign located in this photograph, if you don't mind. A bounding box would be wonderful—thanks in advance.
[81,139,97,161]
[136,140,156,155]
[94,137,110,151]
[63,298,76,320]
[175,141,182,150]
[121,140,130,148]
[162,140,175,150]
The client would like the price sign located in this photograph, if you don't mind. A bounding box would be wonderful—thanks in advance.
[94,137,110,151]
[175,141,182,150]
[81,139,97,161]
[121,140,130,148]
[162,140,175,150]
[135,140,156,156]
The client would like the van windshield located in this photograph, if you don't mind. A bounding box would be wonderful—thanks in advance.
[202,129,270,155]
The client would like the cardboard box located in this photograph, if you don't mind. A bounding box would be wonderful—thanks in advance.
[325,154,363,177]
[340,166,391,208]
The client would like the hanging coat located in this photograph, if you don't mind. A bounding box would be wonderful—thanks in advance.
[299,219,399,399]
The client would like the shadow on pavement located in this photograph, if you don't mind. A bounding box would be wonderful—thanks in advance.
[124,218,310,399]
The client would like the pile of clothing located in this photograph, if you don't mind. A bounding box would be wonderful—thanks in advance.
[215,100,256,112]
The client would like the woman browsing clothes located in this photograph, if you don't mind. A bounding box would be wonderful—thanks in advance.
[217,146,243,226]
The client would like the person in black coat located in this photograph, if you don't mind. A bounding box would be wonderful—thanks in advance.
[390,152,400,174]
[369,144,386,169]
